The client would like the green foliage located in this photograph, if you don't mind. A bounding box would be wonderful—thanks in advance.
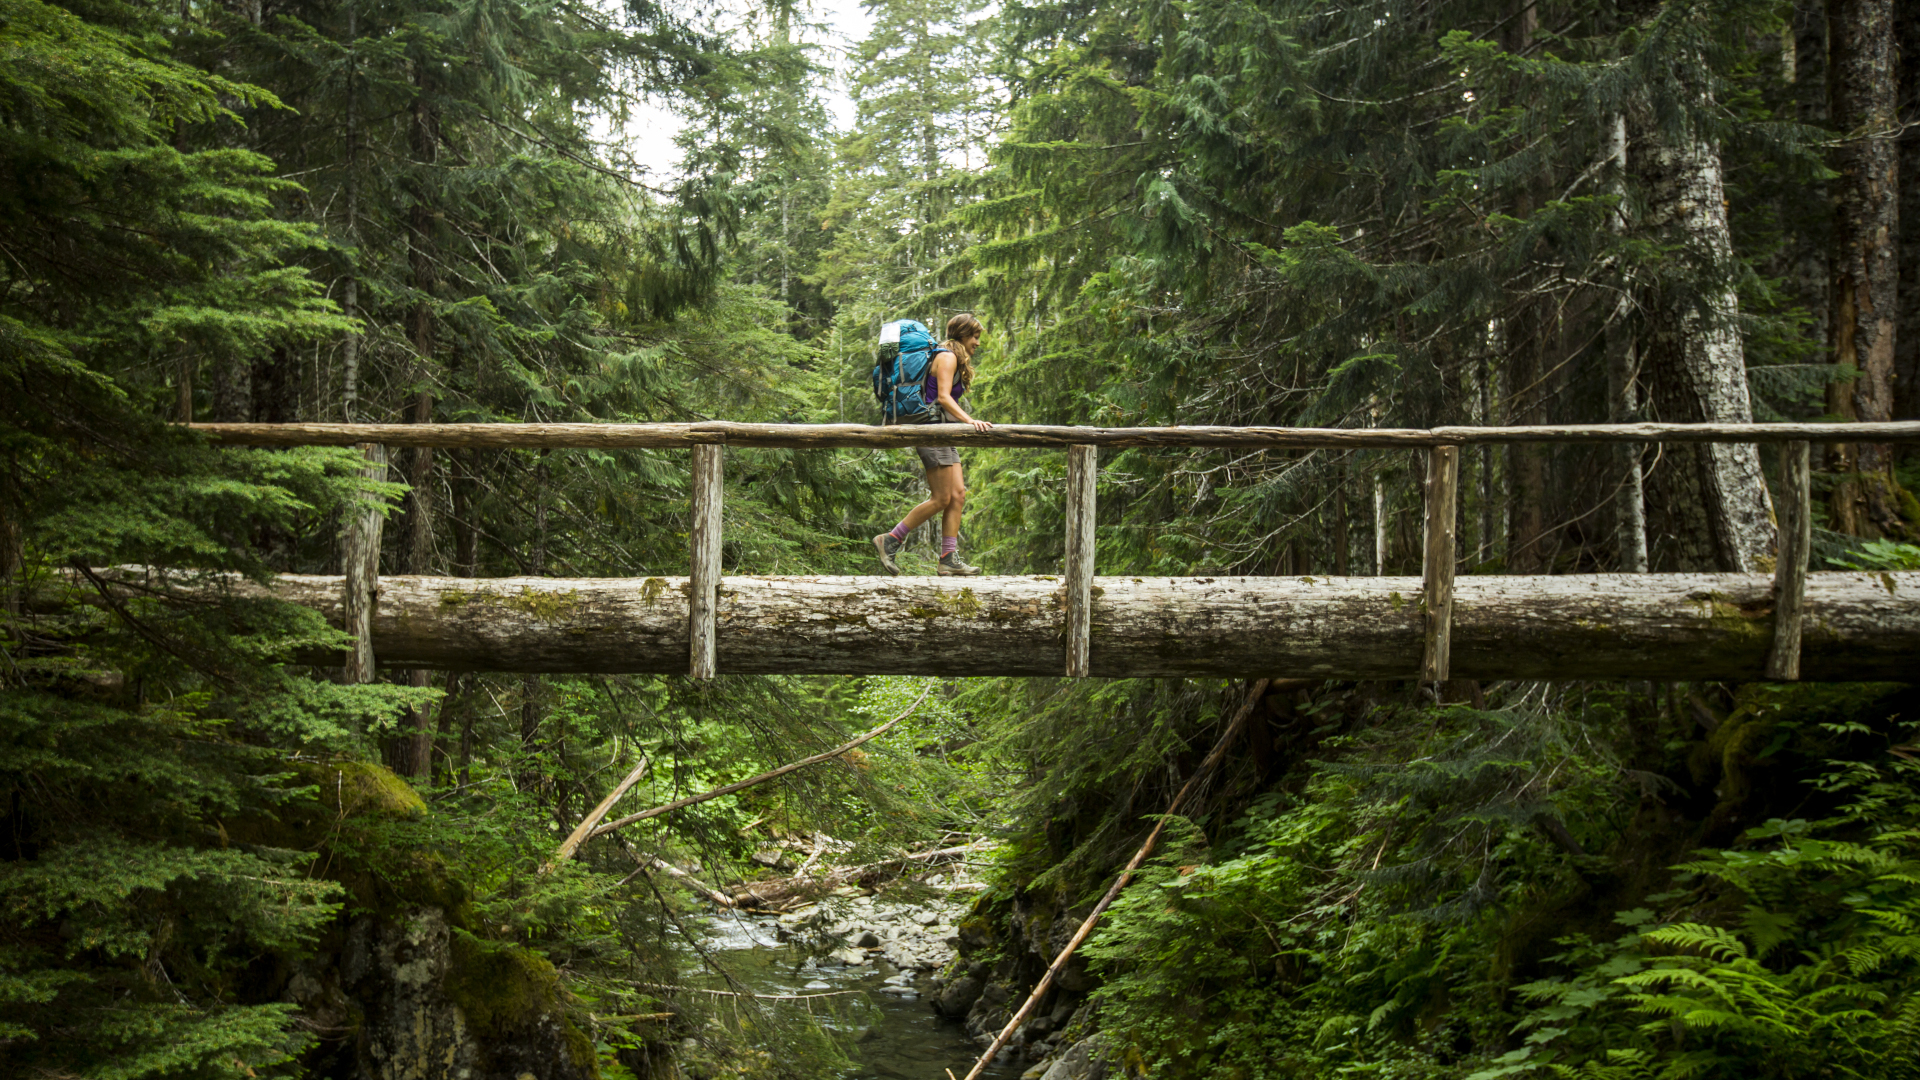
[983,680,1920,1080]
[1830,539,1920,572]
[1484,720,1920,1079]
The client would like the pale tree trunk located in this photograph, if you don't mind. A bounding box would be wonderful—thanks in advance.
[1825,0,1906,535]
[1372,472,1388,574]
[1633,82,1776,572]
[1605,113,1649,572]
[1332,466,1350,576]
[342,444,388,684]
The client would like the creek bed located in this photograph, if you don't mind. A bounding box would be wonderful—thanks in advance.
[689,907,1013,1079]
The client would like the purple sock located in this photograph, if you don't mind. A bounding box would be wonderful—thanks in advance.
[941,536,958,557]
[888,522,910,541]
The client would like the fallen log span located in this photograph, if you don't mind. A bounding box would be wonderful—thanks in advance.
[191,572,1916,681]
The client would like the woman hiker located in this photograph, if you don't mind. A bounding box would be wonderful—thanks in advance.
[873,313,991,576]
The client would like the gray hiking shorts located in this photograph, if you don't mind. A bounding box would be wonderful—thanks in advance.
[916,444,961,470]
[890,413,961,470]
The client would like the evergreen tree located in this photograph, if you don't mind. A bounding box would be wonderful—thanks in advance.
[818,0,999,336]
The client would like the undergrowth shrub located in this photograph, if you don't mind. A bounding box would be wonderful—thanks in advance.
[1013,681,1919,1079]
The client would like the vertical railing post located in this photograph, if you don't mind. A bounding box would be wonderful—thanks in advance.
[343,443,388,684]
[1064,445,1097,677]
[1421,445,1459,683]
[1767,440,1811,680]
[689,443,723,680]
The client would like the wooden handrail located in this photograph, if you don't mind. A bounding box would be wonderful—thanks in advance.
[261,419,1904,683]
[188,419,1920,450]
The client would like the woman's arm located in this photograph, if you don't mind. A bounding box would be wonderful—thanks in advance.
[931,351,991,431]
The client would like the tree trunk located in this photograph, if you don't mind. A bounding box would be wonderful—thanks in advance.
[400,393,435,573]
[451,449,477,578]
[0,455,19,618]
[1505,325,1549,573]
[1633,84,1776,572]
[1825,0,1906,535]
[341,5,362,422]
[1605,112,1649,572]
[341,444,388,683]
[1372,472,1388,574]
[1332,467,1350,577]
[518,455,549,792]
[176,359,194,423]
[250,346,298,425]
[402,58,438,574]
[383,61,442,779]
[176,570,1920,683]
[211,355,252,424]
[1897,0,1920,432]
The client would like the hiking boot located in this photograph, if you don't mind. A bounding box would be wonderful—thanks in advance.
[873,533,905,575]
[938,552,982,576]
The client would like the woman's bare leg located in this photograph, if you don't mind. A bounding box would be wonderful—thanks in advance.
[940,463,967,538]
[898,464,962,532]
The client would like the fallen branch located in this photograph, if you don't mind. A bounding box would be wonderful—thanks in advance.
[728,841,989,907]
[545,754,651,871]
[637,982,862,1001]
[963,679,1272,1080]
[644,857,735,908]
[588,685,934,840]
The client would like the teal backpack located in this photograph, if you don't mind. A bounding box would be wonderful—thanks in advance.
[870,319,942,423]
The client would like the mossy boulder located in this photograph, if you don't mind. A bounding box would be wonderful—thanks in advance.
[341,907,596,1080]
[308,760,429,819]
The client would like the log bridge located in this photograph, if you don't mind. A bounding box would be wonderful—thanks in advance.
[191,420,1920,683]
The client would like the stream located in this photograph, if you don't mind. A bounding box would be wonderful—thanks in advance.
[688,905,1014,1080]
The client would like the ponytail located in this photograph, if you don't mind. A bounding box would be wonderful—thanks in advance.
[944,313,983,389]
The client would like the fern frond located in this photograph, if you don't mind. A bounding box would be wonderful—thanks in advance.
[1640,924,1748,961]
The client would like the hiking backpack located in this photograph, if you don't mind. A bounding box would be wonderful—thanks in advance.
[870,319,942,423]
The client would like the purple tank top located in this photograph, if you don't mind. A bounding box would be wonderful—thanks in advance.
[924,348,966,412]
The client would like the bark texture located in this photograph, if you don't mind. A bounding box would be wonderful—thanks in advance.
[1898,0,1920,427]
[1826,0,1906,534]
[190,419,1920,451]
[144,571,1920,682]
[1605,112,1649,571]
[341,444,388,684]
[1063,445,1097,677]
[1633,84,1776,572]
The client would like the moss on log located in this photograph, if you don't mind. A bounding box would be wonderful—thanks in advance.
[213,572,1920,681]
